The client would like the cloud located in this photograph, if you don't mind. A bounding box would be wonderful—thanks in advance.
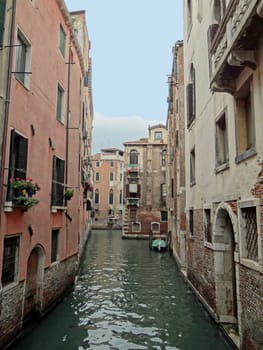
[92,112,161,154]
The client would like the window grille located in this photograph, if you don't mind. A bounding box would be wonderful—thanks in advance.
[242,207,258,261]
[2,236,19,285]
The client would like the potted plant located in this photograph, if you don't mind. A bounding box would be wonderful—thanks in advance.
[14,196,39,211]
[10,177,40,197]
[9,177,40,210]
[64,188,74,200]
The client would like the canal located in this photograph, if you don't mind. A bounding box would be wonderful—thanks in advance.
[11,229,233,350]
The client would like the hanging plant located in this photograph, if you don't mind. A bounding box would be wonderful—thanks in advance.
[64,188,74,200]
[13,196,39,211]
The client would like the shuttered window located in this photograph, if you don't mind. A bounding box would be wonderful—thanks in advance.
[51,156,65,206]
[0,0,6,47]
[7,130,28,201]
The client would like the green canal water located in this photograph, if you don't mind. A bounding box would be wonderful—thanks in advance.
[11,230,233,350]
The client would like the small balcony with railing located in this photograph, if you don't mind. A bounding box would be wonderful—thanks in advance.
[209,0,263,93]
[126,197,140,207]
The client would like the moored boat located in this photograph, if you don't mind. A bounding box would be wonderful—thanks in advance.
[151,238,167,252]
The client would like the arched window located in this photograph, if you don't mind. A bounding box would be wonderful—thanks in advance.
[129,149,138,165]
[109,189,114,204]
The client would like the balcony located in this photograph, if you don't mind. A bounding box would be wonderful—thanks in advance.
[126,198,140,207]
[127,164,139,173]
[209,0,263,93]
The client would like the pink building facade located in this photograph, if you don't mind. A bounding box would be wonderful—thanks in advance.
[0,0,93,347]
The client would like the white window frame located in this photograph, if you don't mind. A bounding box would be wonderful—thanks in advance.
[151,222,160,233]
[15,29,32,89]
[56,82,65,123]
[59,24,66,57]
[132,222,141,232]
[238,199,262,272]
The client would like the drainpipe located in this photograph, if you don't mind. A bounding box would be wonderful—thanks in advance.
[65,35,72,193]
[0,0,17,214]
[64,35,72,254]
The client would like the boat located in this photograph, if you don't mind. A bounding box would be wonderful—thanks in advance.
[151,238,167,252]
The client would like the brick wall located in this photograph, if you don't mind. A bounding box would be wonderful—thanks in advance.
[187,209,216,310]
[239,265,263,350]
[0,282,24,347]
[42,255,77,311]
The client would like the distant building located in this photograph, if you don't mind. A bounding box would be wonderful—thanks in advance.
[166,40,186,266]
[0,1,93,347]
[91,148,124,227]
[123,124,168,237]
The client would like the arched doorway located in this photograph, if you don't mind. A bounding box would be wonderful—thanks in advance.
[213,203,238,324]
[23,246,45,322]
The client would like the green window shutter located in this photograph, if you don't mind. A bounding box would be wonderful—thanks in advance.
[0,0,7,47]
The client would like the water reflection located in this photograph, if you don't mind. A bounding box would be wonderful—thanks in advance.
[11,230,233,350]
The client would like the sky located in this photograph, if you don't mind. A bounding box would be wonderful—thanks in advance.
[65,0,183,153]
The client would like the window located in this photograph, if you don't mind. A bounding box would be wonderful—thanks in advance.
[151,222,160,233]
[129,150,138,165]
[189,208,194,236]
[215,111,229,168]
[110,172,114,181]
[186,64,196,127]
[161,149,166,167]
[51,156,65,206]
[212,0,226,23]
[154,131,162,140]
[59,24,66,57]
[95,172,100,181]
[96,161,100,167]
[94,189,99,204]
[119,190,122,204]
[161,183,166,206]
[187,0,192,32]
[7,130,28,201]
[0,0,6,47]
[235,77,255,161]
[110,161,114,167]
[204,209,212,243]
[239,201,259,263]
[51,229,59,263]
[15,30,31,87]
[56,83,64,122]
[1,236,20,286]
[132,222,141,232]
[190,147,196,185]
[120,173,122,182]
[109,189,113,204]
[161,211,168,222]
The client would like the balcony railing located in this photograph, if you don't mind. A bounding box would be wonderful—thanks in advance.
[126,198,140,207]
[209,0,263,93]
